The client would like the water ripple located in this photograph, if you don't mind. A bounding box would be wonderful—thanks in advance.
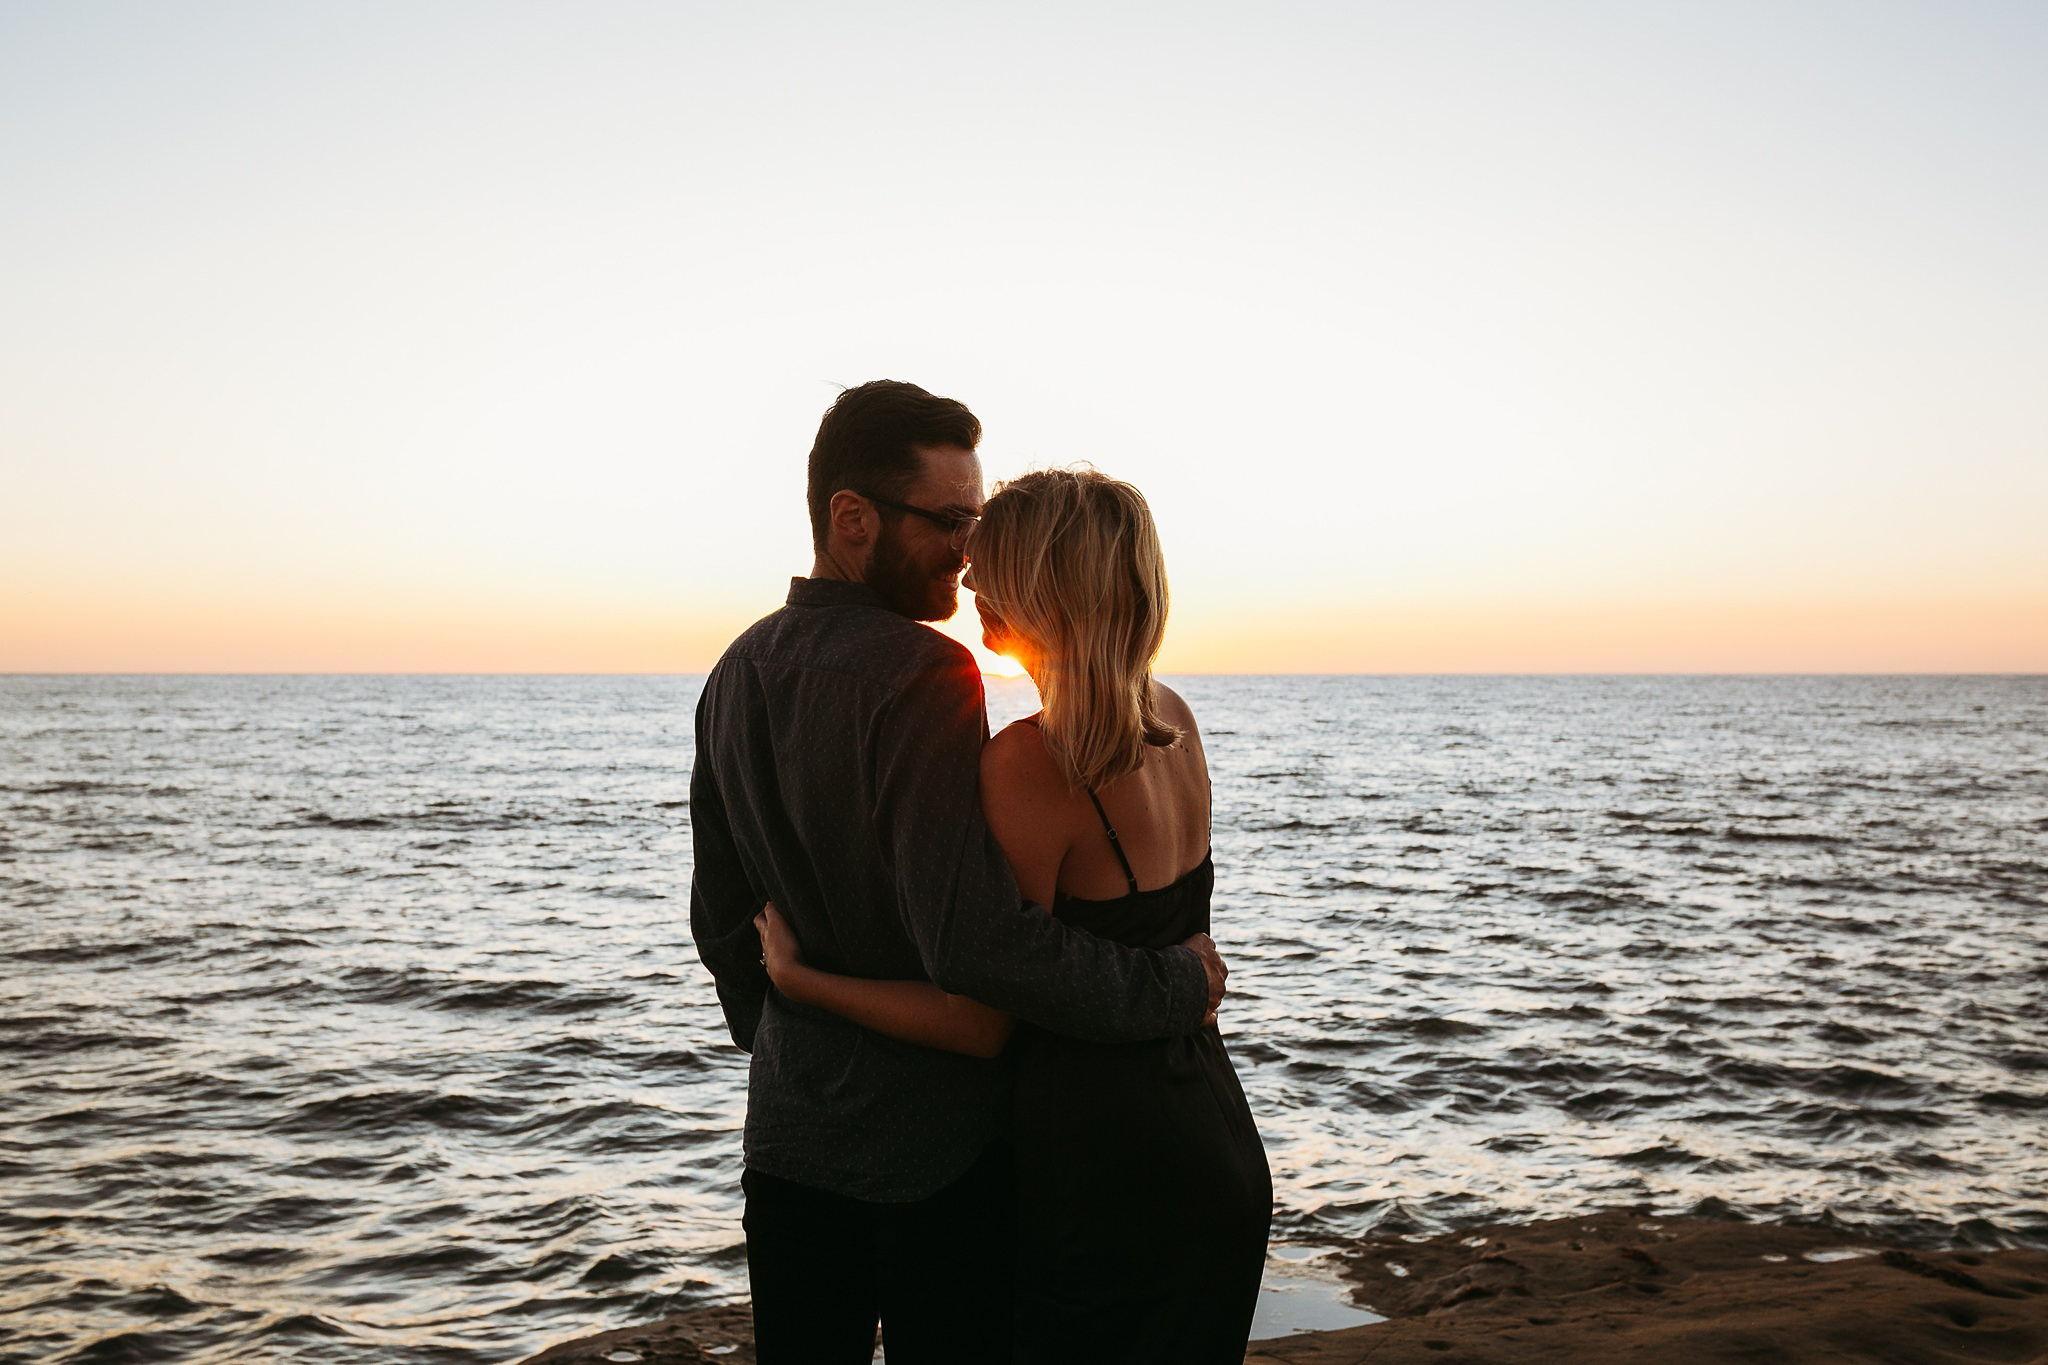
[1,674,2044,1362]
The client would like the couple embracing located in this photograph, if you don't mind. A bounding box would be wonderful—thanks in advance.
[689,380,1271,1363]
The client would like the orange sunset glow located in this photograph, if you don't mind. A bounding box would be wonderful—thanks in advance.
[6,590,2040,676]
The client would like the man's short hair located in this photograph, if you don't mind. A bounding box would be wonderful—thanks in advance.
[807,380,982,553]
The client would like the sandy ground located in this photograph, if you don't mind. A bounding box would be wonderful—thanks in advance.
[522,1211,2048,1364]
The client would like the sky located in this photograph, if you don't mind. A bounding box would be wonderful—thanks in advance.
[2,0,2044,673]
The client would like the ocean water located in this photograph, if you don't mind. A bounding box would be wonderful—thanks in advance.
[2,673,2044,1362]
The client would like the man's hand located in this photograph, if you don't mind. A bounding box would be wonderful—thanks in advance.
[1182,932,1226,1028]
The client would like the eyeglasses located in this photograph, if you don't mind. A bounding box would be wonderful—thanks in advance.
[860,492,982,548]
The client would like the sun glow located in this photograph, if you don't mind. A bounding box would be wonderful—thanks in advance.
[934,593,1028,678]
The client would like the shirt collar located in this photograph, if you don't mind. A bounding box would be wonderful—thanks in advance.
[786,576,886,610]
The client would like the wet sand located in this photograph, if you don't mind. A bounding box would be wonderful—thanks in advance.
[1254,1210,2048,1364]
[523,1211,2048,1364]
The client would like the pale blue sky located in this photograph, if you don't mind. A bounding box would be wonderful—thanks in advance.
[3,1,2044,668]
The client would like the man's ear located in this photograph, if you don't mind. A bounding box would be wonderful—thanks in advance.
[827,488,877,552]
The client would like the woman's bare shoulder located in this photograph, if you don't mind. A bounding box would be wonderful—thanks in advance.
[983,718,1065,794]
[1152,682,1204,746]
[980,719,1077,895]
[1151,681,1194,722]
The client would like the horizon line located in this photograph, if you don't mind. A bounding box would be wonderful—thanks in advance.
[4,670,2044,680]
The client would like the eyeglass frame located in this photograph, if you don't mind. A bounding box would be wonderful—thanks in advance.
[857,490,982,548]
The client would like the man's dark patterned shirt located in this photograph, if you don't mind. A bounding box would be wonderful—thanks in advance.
[689,577,1207,1201]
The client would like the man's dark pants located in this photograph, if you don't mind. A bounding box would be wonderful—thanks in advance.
[743,1140,1016,1364]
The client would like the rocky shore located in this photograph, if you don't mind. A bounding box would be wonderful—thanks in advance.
[523,1211,2048,1364]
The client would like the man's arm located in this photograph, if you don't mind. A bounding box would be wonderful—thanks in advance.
[874,651,1216,1043]
[688,679,768,1052]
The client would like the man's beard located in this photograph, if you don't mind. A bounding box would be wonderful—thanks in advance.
[865,520,960,622]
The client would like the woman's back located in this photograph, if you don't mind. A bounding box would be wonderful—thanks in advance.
[980,683,1211,915]
[960,465,1268,1362]
[993,687,1269,1365]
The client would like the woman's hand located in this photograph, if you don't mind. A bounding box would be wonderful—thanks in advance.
[753,900,807,993]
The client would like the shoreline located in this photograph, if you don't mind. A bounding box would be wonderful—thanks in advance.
[521,1209,2048,1363]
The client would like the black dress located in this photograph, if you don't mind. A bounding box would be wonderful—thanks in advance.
[1010,788,1272,1364]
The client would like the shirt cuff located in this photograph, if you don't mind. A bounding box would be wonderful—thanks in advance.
[1167,943,1211,1033]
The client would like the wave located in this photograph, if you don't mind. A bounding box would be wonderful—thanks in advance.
[6,672,2043,1363]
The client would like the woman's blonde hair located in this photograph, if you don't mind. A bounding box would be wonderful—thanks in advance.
[969,467,1181,790]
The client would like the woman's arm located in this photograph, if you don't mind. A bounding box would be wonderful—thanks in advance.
[754,902,1014,1060]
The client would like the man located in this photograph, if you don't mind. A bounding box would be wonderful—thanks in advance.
[689,380,1226,1363]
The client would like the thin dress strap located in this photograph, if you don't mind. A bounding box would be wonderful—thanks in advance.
[1022,716,1142,897]
[1083,786,1142,897]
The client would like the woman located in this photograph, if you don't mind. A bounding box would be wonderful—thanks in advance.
[754,468,1270,1363]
